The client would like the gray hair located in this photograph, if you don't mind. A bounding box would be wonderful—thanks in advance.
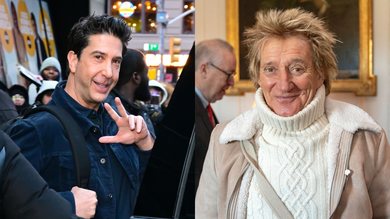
[244,8,338,95]
[195,39,234,71]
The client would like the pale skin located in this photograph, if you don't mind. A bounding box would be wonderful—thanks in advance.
[65,34,154,218]
[258,35,324,117]
[41,93,52,105]
[195,49,236,103]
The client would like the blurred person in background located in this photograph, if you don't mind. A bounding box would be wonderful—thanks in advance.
[34,80,58,106]
[28,57,62,105]
[106,48,155,137]
[10,1,29,69]
[0,82,18,125]
[146,79,169,126]
[194,39,236,189]
[39,57,62,81]
[30,12,48,70]
[196,8,390,218]
[0,41,10,87]
[8,84,30,115]
[134,43,195,219]
[161,82,174,109]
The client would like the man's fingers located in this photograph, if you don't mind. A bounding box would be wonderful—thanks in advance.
[104,103,120,121]
[115,97,128,118]
[99,136,118,144]
[128,115,135,130]
[135,116,143,133]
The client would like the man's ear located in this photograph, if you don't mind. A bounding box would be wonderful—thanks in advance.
[67,51,78,74]
[200,63,208,78]
[132,72,141,85]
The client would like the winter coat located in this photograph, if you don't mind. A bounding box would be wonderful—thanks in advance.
[6,81,151,218]
[196,98,390,219]
[0,130,75,219]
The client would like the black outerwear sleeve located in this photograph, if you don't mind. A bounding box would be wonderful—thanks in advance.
[134,43,195,218]
[0,130,75,219]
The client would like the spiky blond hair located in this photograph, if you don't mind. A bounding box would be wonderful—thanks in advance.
[244,8,338,95]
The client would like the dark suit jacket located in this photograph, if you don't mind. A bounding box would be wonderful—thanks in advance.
[194,94,218,189]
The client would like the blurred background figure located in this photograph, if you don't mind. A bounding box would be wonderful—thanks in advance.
[107,48,155,137]
[28,57,62,105]
[0,41,10,88]
[0,82,18,125]
[134,43,195,219]
[147,79,168,125]
[194,39,236,189]
[148,80,168,107]
[39,57,62,81]
[10,1,30,88]
[34,80,58,106]
[30,13,48,70]
[10,1,29,69]
[161,82,175,109]
[8,84,30,116]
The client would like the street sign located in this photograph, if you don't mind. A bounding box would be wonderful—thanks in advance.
[156,11,168,23]
[144,43,159,51]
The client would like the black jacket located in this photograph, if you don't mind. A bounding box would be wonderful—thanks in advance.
[0,130,75,219]
[134,43,195,218]
[0,90,17,125]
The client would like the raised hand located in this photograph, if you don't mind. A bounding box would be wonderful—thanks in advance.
[99,97,154,151]
[71,186,97,219]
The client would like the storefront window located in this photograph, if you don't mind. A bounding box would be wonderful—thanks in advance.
[110,0,195,34]
[111,0,157,33]
[183,0,195,34]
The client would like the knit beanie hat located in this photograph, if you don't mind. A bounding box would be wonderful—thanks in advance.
[40,57,62,74]
[9,84,29,101]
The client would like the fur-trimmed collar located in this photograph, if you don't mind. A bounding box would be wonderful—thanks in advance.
[219,98,381,144]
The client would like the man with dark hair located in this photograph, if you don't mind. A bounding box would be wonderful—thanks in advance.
[6,15,154,219]
[106,49,154,137]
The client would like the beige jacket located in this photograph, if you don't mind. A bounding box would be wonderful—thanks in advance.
[196,98,390,219]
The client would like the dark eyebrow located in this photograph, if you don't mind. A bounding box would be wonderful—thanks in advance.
[90,50,122,61]
[90,50,106,56]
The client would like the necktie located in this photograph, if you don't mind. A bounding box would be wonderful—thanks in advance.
[207,104,215,127]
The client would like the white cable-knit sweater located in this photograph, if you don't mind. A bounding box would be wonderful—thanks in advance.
[196,85,385,219]
[247,87,329,219]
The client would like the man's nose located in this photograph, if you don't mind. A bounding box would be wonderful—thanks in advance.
[102,62,113,78]
[277,70,293,91]
[227,76,235,86]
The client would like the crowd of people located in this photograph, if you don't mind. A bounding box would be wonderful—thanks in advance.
[1,7,390,219]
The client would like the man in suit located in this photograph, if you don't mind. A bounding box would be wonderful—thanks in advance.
[194,39,236,189]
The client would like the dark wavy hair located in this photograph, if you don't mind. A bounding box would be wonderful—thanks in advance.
[67,14,132,58]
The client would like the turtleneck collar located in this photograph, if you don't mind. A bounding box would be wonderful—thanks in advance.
[255,85,326,132]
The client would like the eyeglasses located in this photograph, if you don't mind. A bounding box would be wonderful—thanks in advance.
[207,62,235,81]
